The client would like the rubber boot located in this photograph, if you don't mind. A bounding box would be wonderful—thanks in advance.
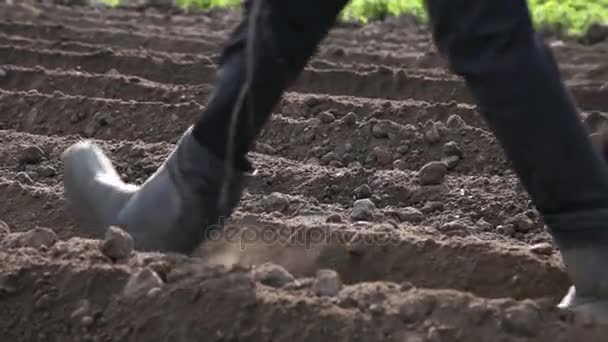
[63,141,137,237]
[63,126,254,254]
[558,247,608,323]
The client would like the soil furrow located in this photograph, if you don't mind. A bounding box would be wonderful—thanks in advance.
[0,129,547,247]
[0,89,508,174]
[3,3,608,339]
[2,243,598,342]
[4,44,608,111]
[0,171,567,302]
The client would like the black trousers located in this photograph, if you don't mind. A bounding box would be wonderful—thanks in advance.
[192,0,608,247]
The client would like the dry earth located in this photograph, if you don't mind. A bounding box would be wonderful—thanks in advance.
[2,1,608,341]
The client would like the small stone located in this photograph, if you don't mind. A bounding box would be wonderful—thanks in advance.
[443,141,462,157]
[353,184,372,199]
[418,161,447,185]
[317,111,336,124]
[440,219,470,233]
[123,268,164,298]
[510,214,535,233]
[394,207,425,223]
[372,146,393,165]
[424,121,441,144]
[100,226,134,261]
[0,67,6,78]
[446,114,466,129]
[397,145,410,154]
[421,201,444,214]
[81,316,94,327]
[9,227,57,249]
[37,166,57,178]
[502,301,541,337]
[441,155,460,170]
[261,192,291,213]
[326,214,343,223]
[530,242,553,255]
[371,121,390,138]
[351,199,376,221]
[320,151,340,164]
[253,263,295,288]
[19,145,45,165]
[393,159,408,171]
[312,269,342,297]
[342,112,357,126]
[496,224,516,236]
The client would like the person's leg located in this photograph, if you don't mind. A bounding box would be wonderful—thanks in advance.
[192,0,350,167]
[62,0,349,254]
[425,0,608,318]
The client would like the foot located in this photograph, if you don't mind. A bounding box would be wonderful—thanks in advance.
[557,246,608,323]
[63,126,254,254]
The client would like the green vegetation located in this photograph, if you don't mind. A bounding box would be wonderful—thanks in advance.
[107,0,608,36]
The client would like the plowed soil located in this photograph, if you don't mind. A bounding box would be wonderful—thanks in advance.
[2,2,608,341]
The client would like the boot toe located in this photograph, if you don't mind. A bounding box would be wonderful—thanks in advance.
[559,286,608,324]
[62,141,134,237]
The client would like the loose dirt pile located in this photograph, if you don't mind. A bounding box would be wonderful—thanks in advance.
[2,2,608,341]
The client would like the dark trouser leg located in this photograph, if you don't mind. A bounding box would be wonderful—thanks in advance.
[425,0,608,316]
[425,0,608,246]
[192,0,350,170]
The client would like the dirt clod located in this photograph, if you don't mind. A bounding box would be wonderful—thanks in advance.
[502,301,541,337]
[100,226,134,261]
[418,161,448,185]
[19,145,45,165]
[509,214,535,233]
[446,114,466,129]
[353,184,372,199]
[530,242,553,255]
[390,207,424,223]
[6,227,57,249]
[444,141,462,157]
[351,199,376,221]
[262,192,291,213]
[312,269,342,297]
[318,111,336,124]
[253,262,295,288]
[372,146,393,165]
[123,268,164,299]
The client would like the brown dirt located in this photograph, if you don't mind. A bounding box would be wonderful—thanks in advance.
[2,1,608,340]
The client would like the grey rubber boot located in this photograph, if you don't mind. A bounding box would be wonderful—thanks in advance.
[63,126,254,254]
[558,247,608,323]
[63,141,138,237]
